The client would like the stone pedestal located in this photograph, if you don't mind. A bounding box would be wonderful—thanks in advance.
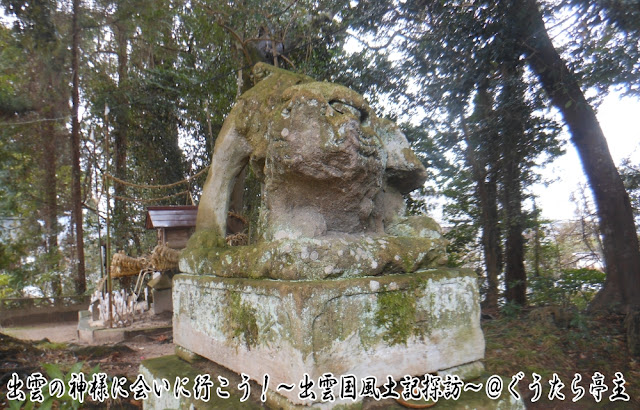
[152,288,173,315]
[140,356,525,410]
[172,268,485,406]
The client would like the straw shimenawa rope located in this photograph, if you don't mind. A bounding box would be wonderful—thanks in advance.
[111,245,182,277]
[110,252,148,278]
[110,210,249,278]
[112,191,190,203]
[104,167,207,203]
[150,244,181,271]
[227,210,248,225]
[105,166,209,189]
[226,233,248,246]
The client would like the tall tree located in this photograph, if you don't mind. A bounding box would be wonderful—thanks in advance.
[511,0,640,313]
[350,0,637,312]
[388,1,562,307]
[110,0,134,252]
[1,0,70,296]
[70,0,86,294]
[499,64,529,306]
[461,82,503,310]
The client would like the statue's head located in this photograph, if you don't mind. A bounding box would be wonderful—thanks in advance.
[196,63,429,241]
[255,81,386,238]
[267,82,383,184]
[184,63,444,278]
[230,67,424,239]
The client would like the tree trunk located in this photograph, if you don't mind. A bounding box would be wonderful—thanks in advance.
[43,120,61,297]
[532,199,541,277]
[480,174,502,310]
[500,61,527,306]
[502,157,526,306]
[462,82,504,311]
[517,0,640,313]
[112,20,130,252]
[71,0,86,295]
[461,89,503,311]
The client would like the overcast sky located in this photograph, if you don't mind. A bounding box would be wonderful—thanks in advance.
[533,91,640,221]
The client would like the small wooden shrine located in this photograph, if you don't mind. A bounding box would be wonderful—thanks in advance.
[145,205,197,249]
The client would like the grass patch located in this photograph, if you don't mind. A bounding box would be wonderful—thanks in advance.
[483,310,639,409]
[36,341,68,350]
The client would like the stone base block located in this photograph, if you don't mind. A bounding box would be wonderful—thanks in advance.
[77,310,172,344]
[173,269,485,405]
[140,356,525,410]
[152,288,173,315]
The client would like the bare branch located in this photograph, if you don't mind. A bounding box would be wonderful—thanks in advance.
[266,0,301,19]
[347,30,406,51]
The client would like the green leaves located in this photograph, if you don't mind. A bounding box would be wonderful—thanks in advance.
[42,363,65,381]
[529,268,605,309]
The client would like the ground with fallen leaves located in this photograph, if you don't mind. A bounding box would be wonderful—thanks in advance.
[483,309,638,409]
[0,309,638,409]
[0,321,173,409]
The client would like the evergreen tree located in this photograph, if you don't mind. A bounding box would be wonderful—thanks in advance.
[1,0,71,296]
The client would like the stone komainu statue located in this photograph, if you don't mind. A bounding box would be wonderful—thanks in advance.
[169,66,486,408]
[181,63,447,279]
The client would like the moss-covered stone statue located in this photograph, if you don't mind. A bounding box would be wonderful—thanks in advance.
[151,63,495,409]
[181,63,448,279]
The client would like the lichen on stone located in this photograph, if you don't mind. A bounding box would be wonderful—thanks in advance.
[374,282,424,346]
[181,234,448,280]
[223,290,259,349]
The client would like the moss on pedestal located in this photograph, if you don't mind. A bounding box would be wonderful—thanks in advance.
[223,291,259,349]
[181,233,448,280]
[374,285,422,346]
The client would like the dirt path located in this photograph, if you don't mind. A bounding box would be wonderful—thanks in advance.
[2,319,175,379]
[2,321,81,344]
